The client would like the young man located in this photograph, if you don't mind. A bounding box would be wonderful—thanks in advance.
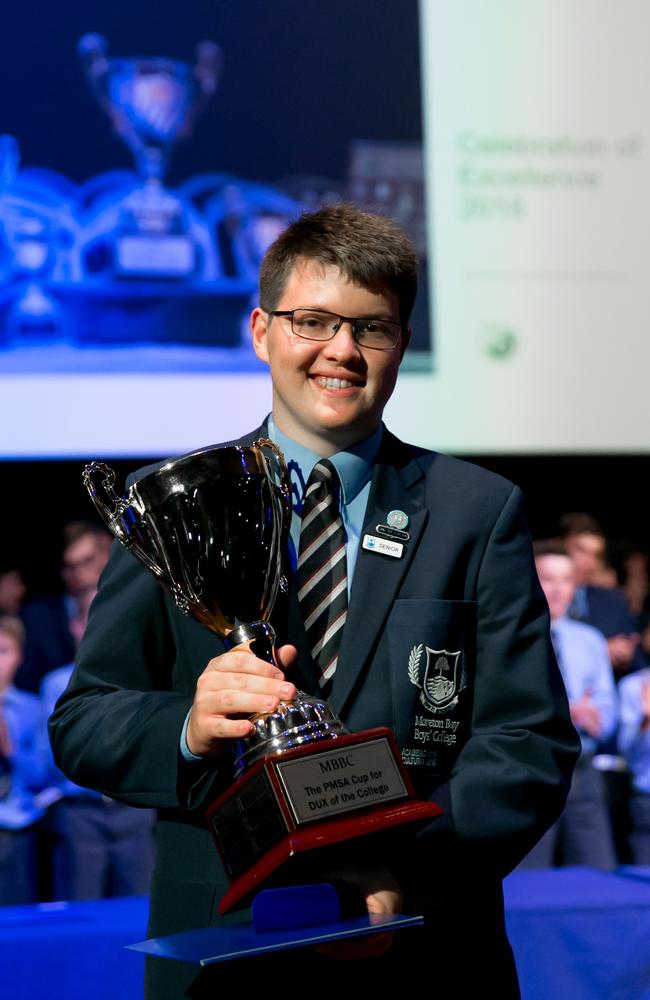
[18,522,111,693]
[50,204,579,998]
[560,513,641,677]
[519,542,617,869]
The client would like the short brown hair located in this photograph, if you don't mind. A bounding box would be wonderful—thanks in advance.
[533,539,570,559]
[0,615,25,651]
[62,521,109,549]
[258,203,419,327]
[559,513,603,539]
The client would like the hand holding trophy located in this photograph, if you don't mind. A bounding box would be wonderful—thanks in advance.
[185,643,300,758]
[84,440,441,914]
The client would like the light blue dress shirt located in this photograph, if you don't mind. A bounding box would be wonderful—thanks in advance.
[551,615,618,754]
[618,668,650,794]
[0,685,46,830]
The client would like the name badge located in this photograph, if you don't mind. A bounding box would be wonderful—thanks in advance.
[362,534,403,559]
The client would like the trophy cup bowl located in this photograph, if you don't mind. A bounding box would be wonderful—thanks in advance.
[84,440,441,913]
[78,33,221,183]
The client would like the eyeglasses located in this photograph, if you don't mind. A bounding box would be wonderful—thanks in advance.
[268,308,404,351]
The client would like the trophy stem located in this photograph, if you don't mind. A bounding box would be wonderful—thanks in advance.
[225,621,277,666]
[139,153,165,183]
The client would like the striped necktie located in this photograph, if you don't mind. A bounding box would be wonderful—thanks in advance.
[297,459,348,688]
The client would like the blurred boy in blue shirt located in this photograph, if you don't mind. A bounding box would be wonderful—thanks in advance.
[519,542,618,869]
[0,616,46,903]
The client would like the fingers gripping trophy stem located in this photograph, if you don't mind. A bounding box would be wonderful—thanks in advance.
[226,622,280,669]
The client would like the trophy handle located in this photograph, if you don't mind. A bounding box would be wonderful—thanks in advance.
[253,438,292,530]
[82,461,167,582]
[251,438,292,667]
[83,461,128,528]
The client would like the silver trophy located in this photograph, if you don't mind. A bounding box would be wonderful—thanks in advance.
[83,440,346,778]
[78,34,221,278]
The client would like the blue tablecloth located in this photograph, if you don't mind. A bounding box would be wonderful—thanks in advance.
[1,868,649,999]
[0,896,148,1000]
[504,867,650,1000]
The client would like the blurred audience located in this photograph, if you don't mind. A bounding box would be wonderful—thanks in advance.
[560,513,642,678]
[40,588,155,901]
[611,545,649,622]
[0,616,46,904]
[16,522,111,693]
[0,567,26,616]
[519,542,617,869]
[618,667,650,864]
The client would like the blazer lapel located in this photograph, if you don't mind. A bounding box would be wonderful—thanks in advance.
[329,433,429,716]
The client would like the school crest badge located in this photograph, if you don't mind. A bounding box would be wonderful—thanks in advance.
[408,643,463,714]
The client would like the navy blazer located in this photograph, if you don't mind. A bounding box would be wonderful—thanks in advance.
[50,425,578,997]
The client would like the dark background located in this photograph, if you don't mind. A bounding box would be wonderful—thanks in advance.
[2,453,646,596]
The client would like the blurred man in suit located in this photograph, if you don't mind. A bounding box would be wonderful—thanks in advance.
[561,513,641,678]
[17,523,110,693]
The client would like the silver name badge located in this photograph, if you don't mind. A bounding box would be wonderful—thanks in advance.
[376,523,410,542]
[363,534,404,559]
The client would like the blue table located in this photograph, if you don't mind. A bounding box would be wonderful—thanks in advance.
[0,896,148,1000]
[2,868,650,999]
[504,867,650,1000]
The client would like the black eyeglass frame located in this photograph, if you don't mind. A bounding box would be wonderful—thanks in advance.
[267,308,406,351]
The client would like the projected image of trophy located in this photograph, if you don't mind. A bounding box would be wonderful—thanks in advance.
[84,441,441,913]
[78,33,220,278]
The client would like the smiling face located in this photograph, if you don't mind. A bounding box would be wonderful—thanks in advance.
[251,258,410,455]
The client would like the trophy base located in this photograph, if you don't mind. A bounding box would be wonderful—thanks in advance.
[205,727,443,915]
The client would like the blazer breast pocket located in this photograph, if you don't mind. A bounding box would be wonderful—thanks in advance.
[387,599,477,778]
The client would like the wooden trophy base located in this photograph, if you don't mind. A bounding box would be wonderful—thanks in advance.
[205,727,443,914]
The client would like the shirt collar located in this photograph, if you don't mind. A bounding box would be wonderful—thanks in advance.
[267,416,382,509]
